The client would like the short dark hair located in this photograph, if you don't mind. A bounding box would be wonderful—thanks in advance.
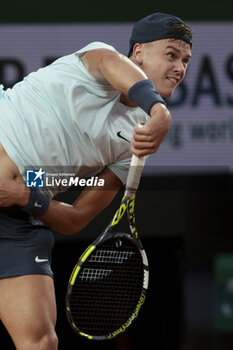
[168,22,192,47]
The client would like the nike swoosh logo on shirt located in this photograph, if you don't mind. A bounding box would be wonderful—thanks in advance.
[117,131,130,143]
[35,256,49,263]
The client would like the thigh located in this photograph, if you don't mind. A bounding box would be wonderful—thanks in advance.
[0,274,57,347]
[0,222,54,279]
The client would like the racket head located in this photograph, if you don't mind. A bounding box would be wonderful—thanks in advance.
[66,232,149,340]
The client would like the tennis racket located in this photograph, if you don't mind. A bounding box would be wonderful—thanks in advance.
[66,151,149,341]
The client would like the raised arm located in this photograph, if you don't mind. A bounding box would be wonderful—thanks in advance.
[80,48,171,156]
[80,48,148,92]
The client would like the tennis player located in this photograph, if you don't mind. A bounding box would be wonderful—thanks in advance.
[0,13,192,350]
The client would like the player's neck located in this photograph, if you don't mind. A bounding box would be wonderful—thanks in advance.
[120,93,137,108]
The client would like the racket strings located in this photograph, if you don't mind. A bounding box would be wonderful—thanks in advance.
[88,249,135,264]
[69,237,144,337]
[79,268,112,281]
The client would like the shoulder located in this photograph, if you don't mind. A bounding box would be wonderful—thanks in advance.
[76,42,117,55]
[76,42,120,85]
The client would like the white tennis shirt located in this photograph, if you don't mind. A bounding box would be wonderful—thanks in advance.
[0,42,149,197]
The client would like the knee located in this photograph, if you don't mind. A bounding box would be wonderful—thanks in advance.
[17,331,58,350]
[40,332,58,350]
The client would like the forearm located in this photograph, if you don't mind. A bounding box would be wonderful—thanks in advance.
[17,168,121,235]
[37,185,119,235]
[38,200,90,235]
[19,190,116,235]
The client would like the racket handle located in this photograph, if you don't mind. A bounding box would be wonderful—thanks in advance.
[125,124,147,196]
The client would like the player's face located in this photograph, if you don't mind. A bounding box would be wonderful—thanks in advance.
[135,39,192,98]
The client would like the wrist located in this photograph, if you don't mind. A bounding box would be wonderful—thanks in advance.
[22,188,50,217]
[127,79,165,115]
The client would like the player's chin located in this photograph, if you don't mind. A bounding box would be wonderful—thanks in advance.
[160,87,176,98]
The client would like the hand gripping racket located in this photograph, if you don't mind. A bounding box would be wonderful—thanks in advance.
[66,150,149,340]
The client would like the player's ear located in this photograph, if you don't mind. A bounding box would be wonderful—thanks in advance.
[131,43,144,66]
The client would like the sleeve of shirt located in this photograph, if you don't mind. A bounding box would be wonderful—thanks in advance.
[107,157,131,185]
[76,41,117,55]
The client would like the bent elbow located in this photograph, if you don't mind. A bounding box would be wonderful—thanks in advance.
[57,222,82,236]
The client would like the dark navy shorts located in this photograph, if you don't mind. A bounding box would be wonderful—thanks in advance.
[0,206,54,279]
